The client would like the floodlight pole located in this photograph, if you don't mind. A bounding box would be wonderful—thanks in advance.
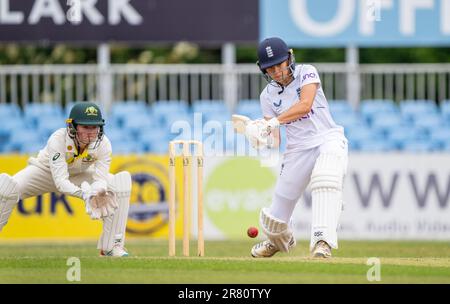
[97,43,112,113]
[222,42,238,111]
[346,45,360,110]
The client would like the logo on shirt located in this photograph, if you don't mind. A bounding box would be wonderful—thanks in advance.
[273,100,282,107]
[302,73,316,82]
[52,153,60,161]
[265,46,274,58]
[85,106,98,116]
[82,154,96,163]
[296,87,301,98]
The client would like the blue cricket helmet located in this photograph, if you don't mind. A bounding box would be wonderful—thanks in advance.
[257,37,290,70]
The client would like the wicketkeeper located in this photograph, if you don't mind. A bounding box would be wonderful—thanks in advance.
[0,102,131,257]
[243,37,349,258]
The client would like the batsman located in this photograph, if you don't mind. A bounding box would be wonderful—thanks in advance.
[243,37,348,258]
[0,102,131,257]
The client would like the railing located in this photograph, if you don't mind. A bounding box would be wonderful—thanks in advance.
[0,63,449,111]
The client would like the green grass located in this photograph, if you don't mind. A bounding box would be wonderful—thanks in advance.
[0,239,449,283]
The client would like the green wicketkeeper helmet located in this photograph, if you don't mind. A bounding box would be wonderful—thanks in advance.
[66,102,105,148]
[67,102,105,126]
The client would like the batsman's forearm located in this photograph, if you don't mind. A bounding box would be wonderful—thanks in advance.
[277,101,311,124]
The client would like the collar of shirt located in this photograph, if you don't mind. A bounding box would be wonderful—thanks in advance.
[65,131,91,164]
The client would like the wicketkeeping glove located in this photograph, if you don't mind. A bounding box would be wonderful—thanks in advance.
[81,182,118,220]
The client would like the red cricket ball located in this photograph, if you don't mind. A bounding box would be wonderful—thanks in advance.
[247,226,258,238]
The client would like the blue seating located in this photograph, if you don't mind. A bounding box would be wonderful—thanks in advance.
[38,119,66,139]
[443,141,450,152]
[2,99,450,154]
[0,103,21,119]
[110,100,147,114]
[370,113,405,135]
[112,141,145,154]
[346,126,383,142]
[110,101,149,127]
[203,111,231,124]
[20,142,45,154]
[360,99,398,124]
[105,128,128,143]
[358,139,396,152]
[400,100,438,122]
[121,113,155,139]
[235,99,262,120]
[429,129,450,148]
[328,100,354,115]
[402,140,436,152]
[139,128,170,151]
[413,114,443,133]
[441,100,450,121]
[192,100,228,114]
[24,103,63,117]
[164,112,193,129]
[5,129,45,153]
[152,100,188,114]
[24,103,64,128]
[333,112,365,129]
[150,141,169,154]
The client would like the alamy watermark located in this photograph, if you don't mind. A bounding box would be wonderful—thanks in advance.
[66,257,81,282]
[364,0,382,22]
[67,0,82,24]
[170,113,281,167]
[366,257,381,282]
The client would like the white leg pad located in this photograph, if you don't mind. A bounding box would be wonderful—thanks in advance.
[0,173,20,232]
[97,171,132,251]
[259,207,294,252]
[309,153,345,250]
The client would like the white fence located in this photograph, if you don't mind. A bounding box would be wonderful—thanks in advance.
[0,63,450,111]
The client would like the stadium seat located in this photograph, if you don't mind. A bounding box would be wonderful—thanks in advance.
[0,103,22,119]
[235,99,261,120]
[24,104,65,128]
[139,128,170,152]
[357,139,396,152]
[110,101,149,127]
[192,99,228,114]
[164,112,193,129]
[370,112,405,135]
[20,142,45,154]
[440,100,450,121]
[121,113,155,140]
[150,141,169,154]
[112,141,145,154]
[413,114,443,133]
[429,129,450,148]
[346,126,384,142]
[443,141,450,152]
[105,128,128,143]
[402,140,436,152]
[386,126,427,149]
[152,100,189,114]
[110,100,147,114]
[6,129,46,153]
[38,119,66,139]
[360,99,398,124]
[399,100,438,123]
[332,112,366,129]
[328,100,354,115]
[203,111,231,125]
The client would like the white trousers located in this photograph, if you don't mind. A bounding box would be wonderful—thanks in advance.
[269,136,348,223]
